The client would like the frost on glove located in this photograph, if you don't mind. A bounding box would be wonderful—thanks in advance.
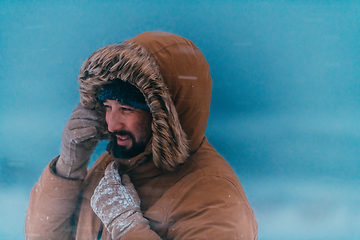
[91,162,148,239]
[56,103,108,179]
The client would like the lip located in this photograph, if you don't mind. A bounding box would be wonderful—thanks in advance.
[116,135,131,146]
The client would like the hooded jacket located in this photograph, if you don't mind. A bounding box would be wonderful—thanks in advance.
[25,31,258,239]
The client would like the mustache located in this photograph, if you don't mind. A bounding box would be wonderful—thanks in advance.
[110,130,135,141]
[111,130,132,136]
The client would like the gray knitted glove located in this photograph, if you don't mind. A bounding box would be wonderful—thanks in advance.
[91,162,148,239]
[56,103,107,179]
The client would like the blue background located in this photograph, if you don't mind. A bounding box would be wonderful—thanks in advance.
[1,1,359,239]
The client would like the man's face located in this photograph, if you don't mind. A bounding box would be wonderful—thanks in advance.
[103,100,152,158]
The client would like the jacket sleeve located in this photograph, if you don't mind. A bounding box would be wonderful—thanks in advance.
[113,222,162,240]
[166,176,258,240]
[25,156,84,240]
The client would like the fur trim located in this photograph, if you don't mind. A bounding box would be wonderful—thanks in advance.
[78,42,189,171]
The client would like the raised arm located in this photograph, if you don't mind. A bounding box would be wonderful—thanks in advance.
[25,103,107,239]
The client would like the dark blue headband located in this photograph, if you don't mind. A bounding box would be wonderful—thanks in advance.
[98,79,150,111]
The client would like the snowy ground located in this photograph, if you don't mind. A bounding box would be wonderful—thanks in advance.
[1,177,359,239]
[0,186,30,239]
[2,108,360,239]
[2,110,360,239]
[245,177,360,240]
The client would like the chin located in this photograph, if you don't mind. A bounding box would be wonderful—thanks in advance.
[107,135,147,159]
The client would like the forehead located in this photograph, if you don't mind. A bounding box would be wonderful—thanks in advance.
[103,99,132,107]
[103,99,152,117]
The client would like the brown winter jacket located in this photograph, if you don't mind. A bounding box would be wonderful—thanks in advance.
[25,31,258,239]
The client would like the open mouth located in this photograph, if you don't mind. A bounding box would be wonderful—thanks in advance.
[116,135,130,140]
[116,134,132,146]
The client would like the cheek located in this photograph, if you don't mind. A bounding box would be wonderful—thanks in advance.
[143,116,153,139]
[147,116,153,135]
[135,115,152,140]
[105,112,110,125]
[105,111,119,131]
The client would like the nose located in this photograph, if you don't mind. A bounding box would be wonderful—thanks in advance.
[106,109,125,133]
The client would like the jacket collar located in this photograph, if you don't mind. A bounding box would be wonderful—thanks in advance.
[115,140,163,187]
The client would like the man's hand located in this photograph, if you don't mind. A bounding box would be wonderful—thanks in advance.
[56,103,107,179]
[91,162,148,239]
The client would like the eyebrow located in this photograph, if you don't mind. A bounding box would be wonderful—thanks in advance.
[103,100,134,109]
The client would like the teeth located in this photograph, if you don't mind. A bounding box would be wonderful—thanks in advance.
[118,135,129,140]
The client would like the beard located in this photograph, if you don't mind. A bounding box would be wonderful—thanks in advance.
[106,130,148,159]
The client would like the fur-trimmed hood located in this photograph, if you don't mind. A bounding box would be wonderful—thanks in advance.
[78,31,212,171]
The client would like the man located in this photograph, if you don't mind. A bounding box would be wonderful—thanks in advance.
[25,31,258,239]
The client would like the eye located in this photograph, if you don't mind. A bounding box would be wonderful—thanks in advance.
[103,104,111,111]
[121,106,134,112]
